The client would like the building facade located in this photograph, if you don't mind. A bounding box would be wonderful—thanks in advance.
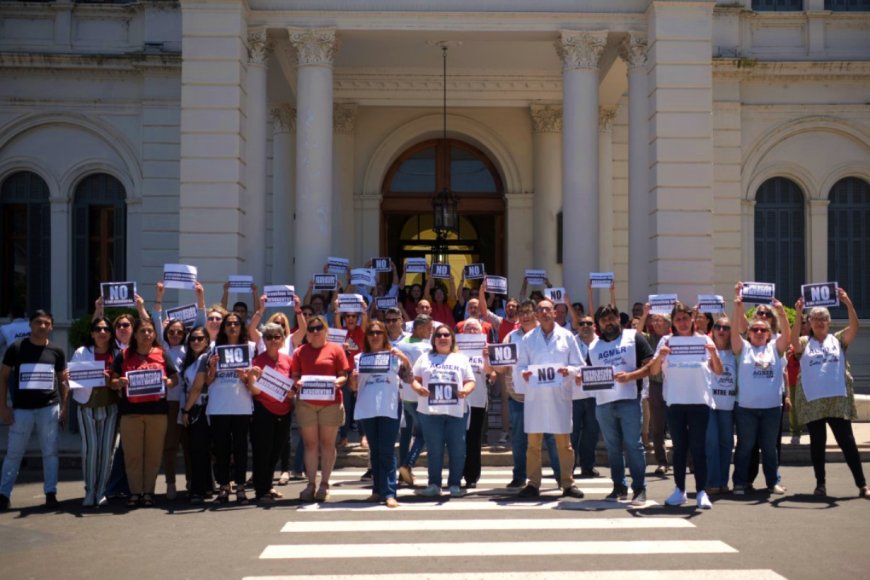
[1,0,869,354]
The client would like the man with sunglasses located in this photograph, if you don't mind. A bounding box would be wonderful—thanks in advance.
[383,307,408,344]
[571,314,602,480]
[517,299,585,499]
[0,310,69,510]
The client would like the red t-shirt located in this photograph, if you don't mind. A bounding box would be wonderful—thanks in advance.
[456,318,493,339]
[498,318,520,343]
[430,302,455,327]
[252,351,294,416]
[290,342,350,406]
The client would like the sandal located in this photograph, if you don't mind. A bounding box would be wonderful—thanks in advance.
[299,484,316,502]
[126,494,140,508]
[269,488,284,499]
[813,485,827,497]
[217,485,230,504]
[314,485,330,502]
[277,472,291,486]
[141,494,154,507]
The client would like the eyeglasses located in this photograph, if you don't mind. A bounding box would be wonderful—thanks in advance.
[225,321,241,327]
[749,327,769,334]
[755,311,773,318]
[115,322,131,329]
[207,315,223,322]
[189,335,207,343]
[434,333,451,338]
[577,321,594,327]
[307,325,325,333]
[385,318,402,323]
[167,329,185,336]
[367,330,385,336]
[93,327,111,333]
[264,334,283,341]
[713,324,731,331]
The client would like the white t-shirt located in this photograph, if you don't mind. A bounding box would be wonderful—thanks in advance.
[353,352,402,420]
[395,337,432,403]
[736,338,784,409]
[203,342,255,416]
[587,330,640,406]
[799,333,847,402]
[412,352,474,418]
[656,334,716,408]
[711,349,737,411]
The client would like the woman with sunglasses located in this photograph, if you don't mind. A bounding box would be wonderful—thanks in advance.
[249,294,307,356]
[410,325,476,498]
[179,326,212,503]
[290,315,350,502]
[333,297,367,449]
[71,317,120,507]
[649,302,723,508]
[730,284,790,496]
[350,320,411,507]
[205,306,227,344]
[459,318,495,489]
[244,322,295,504]
[791,289,868,498]
[109,318,178,508]
[705,315,737,495]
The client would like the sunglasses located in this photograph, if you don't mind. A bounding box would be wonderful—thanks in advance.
[225,321,241,327]
[577,321,594,327]
[713,324,731,331]
[264,334,283,341]
[307,325,325,333]
[208,315,223,322]
[189,335,207,343]
[93,327,111,333]
[115,322,131,329]
[367,330,385,336]
[755,311,773,318]
[434,333,451,338]
[749,327,769,334]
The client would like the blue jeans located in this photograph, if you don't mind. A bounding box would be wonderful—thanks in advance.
[595,398,646,492]
[571,398,600,473]
[417,411,468,488]
[0,405,60,497]
[508,398,560,483]
[666,404,709,493]
[399,400,425,468]
[705,408,734,488]
[360,416,401,499]
[733,405,780,489]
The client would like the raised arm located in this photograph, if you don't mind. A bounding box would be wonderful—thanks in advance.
[731,288,745,356]
[220,281,230,310]
[791,297,805,355]
[249,295,267,344]
[839,287,860,347]
[772,299,791,356]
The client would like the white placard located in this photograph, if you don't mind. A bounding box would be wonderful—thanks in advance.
[405,257,428,274]
[544,287,567,304]
[580,366,615,391]
[430,263,451,279]
[488,343,518,366]
[463,263,486,280]
[326,327,348,345]
[327,257,350,274]
[228,275,254,293]
[337,294,365,313]
[166,303,198,327]
[698,294,725,314]
[589,272,614,289]
[525,269,547,286]
[19,363,55,390]
[216,344,251,370]
[256,365,294,403]
[68,361,106,390]
[100,282,137,308]
[371,258,392,273]
[375,296,398,310]
[358,352,392,374]
[426,368,459,406]
[740,282,775,305]
[313,274,337,292]
[528,364,560,388]
[298,375,337,401]
[126,369,165,398]
[667,336,708,363]
[802,282,839,308]
[264,285,295,307]
[649,293,678,315]
[485,276,507,295]
[350,268,376,288]
[163,264,198,290]
[455,333,486,354]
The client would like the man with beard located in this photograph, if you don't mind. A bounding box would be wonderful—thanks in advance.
[580,304,654,506]
[572,314,601,479]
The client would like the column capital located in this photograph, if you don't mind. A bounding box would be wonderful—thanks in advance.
[809,199,830,207]
[247,29,269,65]
[598,107,616,133]
[555,31,607,72]
[618,33,648,71]
[270,104,296,133]
[530,104,562,133]
[287,28,338,66]
[333,102,358,134]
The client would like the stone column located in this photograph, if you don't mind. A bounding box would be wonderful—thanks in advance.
[288,28,337,284]
[808,199,829,282]
[741,199,755,281]
[598,106,616,306]
[333,103,357,261]
[505,192,535,294]
[355,193,381,268]
[556,31,606,297]
[620,33,650,305]
[49,197,70,323]
[530,104,563,283]
[246,29,268,285]
[270,104,295,284]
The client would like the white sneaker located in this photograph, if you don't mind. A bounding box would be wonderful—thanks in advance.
[665,487,688,506]
[415,485,442,497]
[696,490,713,509]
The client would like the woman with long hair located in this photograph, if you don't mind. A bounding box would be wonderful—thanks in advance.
[180,325,212,503]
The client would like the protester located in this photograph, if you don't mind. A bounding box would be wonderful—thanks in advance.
[638,304,671,475]
[179,326,212,503]
[572,311,601,480]
[706,315,736,494]
[459,318,495,489]
[423,276,456,328]
[395,315,433,486]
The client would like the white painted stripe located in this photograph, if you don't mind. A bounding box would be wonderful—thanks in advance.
[334,469,551,477]
[295,501,562,512]
[323,487,610,497]
[244,571,785,580]
[260,540,737,559]
[280,518,694,533]
[329,478,614,487]
[244,571,782,580]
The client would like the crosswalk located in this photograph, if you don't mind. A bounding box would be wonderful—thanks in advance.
[244,467,787,579]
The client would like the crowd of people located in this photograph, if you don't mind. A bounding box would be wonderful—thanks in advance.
[0,261,867,511]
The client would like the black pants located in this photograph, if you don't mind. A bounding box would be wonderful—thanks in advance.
[210,414,250,486]
[463,407,487,485]
[251,402,292,498]
[186,406,212,496]
[807,417,866,488]
[666,404,709,493]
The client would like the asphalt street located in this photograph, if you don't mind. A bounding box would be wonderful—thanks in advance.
[1,466,868,580]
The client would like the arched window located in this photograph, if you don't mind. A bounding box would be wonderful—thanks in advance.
[72,173,127,317]
[755,177,805,306]
[0,171,51,315]
[828,177,870,318]
[384,139,503,196]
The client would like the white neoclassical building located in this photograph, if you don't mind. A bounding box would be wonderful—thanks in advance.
[1,0,870,354]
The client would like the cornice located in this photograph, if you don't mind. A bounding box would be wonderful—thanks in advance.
[0,52,182,73]
[713,59,870,81]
